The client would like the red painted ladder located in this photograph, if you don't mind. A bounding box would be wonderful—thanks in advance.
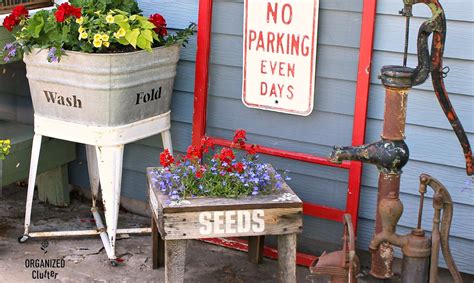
[191,0,377,266]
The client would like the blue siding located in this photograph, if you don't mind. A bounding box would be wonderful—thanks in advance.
[2,0,470,274]
[69,0,473,274]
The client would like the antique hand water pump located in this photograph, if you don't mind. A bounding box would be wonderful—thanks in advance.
[328,0,472,281]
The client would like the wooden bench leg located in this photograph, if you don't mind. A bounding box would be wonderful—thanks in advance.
[152,217,165,269]
[278,233,297,283]
[165,240,186,283]
[37,165,70,207]
[248,236,265,264]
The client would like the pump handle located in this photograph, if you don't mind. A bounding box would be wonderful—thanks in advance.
[419,174,462,283]
[405,0,473,175]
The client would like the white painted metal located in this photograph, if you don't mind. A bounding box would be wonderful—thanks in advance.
[161,130,173,155]
[28,228,151,238]
[92,207,114,259]
[85,145,100,207]
[29,230,100,237]
[22,112,172,262]
[96,145,124,259]
[23,134,42,235]
[242,0,320,116]
[21,43,179,263]
[34,111,171,146]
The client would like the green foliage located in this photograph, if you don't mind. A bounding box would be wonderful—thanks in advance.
[0,140,11,160]
[1,0,195,62]
[165,23,197,48]
[70,0,141,14]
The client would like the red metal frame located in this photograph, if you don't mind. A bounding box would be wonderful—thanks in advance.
[192,0,377,266]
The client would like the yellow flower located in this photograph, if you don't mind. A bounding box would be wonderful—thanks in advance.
[94,34,102,41]
[78,26,85,33]
[115,28,126,38]
[94,11,101,15]
[129,15,137,21]
[80,32,88,39]
[76,17,84,25]
[93,39,103,48]
[106,14,114,24]
[101,34,109,42]
[103,41,110,48]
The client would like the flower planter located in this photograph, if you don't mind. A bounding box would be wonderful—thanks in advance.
[147,165,303,282]
[23,45,180,127]
[147,165,303,239]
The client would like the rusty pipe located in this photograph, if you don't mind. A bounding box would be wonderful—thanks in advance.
[329,84,411,279]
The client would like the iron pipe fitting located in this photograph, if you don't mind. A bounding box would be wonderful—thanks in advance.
[380,65,415,88]
[329,140,409,173]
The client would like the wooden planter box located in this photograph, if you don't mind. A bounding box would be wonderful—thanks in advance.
[147,166,303,282]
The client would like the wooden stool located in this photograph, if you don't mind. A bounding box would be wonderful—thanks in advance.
[147,166,303,283]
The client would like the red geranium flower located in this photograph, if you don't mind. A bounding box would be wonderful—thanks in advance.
[246,144,258,155]
[3,15,17,31]
[233,129,247,148]
[2,5,29,31]
[159,149,175,168]
[219,147,235,164]
[233,162,244,173]
[195,166,206,179]
[149,13,168,36]
[200,136,214,153]
[55,3,82,23]
[11,5,29,18]
[185,145,201,160]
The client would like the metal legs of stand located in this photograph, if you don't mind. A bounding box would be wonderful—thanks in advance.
[22,134,42,238]
[20,129,173,265]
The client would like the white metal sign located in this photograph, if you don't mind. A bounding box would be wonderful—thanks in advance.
[242,0,319,116]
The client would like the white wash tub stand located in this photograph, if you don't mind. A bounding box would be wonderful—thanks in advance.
[18,112,173,265]
[147,167,303,282]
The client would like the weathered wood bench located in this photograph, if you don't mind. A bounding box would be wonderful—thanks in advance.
[0,120,76,206]
[147,167,303,283]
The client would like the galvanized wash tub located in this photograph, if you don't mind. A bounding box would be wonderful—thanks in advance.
[23,45,180,127]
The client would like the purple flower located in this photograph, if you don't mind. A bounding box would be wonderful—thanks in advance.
[47,47,59,63]
[3,43,13,50]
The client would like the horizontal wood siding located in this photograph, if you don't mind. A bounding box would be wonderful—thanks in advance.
[69,0,474,273]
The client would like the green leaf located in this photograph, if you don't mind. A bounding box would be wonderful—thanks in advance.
[113,15,127,24]
[125,28,139,48]
[139,20,156,30]
[141,29,153,42]
[28,14,45,38]
[137,34,151,51]
[117,22,130,30]
[117,37,129,45]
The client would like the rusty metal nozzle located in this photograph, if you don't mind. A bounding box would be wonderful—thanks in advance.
[329,140,409,173]
[369,193,407,252]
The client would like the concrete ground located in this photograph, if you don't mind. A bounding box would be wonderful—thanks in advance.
[1,184,473,282]
[0,184,312,282]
